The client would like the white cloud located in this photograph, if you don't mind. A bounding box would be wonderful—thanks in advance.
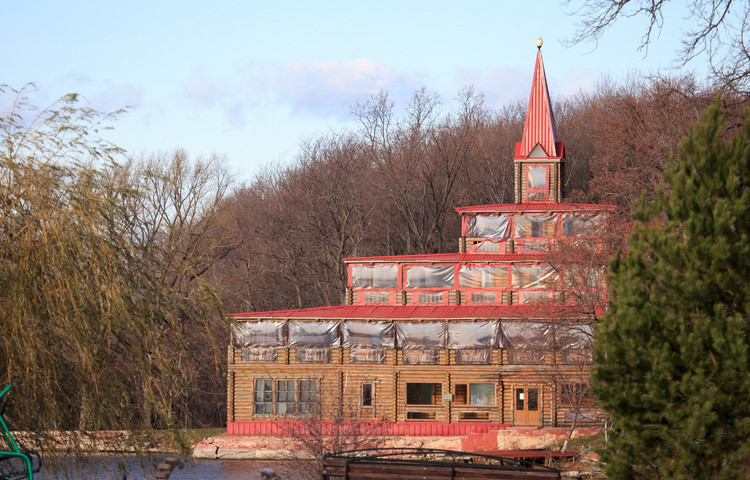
[452,65,530,108]
[179,58,427,127]
[183,80,228,106]
[269,58,425,118]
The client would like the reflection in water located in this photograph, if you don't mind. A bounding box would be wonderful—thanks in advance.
[36,456,301,480]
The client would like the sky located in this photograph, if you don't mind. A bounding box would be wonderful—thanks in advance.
[3,1,705,182]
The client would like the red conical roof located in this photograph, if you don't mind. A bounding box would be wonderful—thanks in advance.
[518,50,558,158]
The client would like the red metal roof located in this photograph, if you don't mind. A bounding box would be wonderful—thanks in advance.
[343,252,547,263]
[230,304,602,320]
[455,202,615,214]
[517,50,558,158]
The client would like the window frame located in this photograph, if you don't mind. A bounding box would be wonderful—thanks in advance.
[525,164,549,201]
[361,383,374,408]
[405,383,442,406]
[299,379,320,415]
[405,382,442,421]
[453,383,496,406]
[254,379,273,415]
[252,378,320,417]
[276,379,296,415]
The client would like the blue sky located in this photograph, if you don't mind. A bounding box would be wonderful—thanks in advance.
[3,1,703,181]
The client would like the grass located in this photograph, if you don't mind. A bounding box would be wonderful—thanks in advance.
[545,431,609,480]
[562,431,607,455]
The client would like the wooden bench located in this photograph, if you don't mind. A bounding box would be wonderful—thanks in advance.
[323,448,560,480]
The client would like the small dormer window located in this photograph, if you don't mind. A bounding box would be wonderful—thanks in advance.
[526,165,549,201]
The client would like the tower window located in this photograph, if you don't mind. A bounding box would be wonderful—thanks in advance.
[526,165,549,201]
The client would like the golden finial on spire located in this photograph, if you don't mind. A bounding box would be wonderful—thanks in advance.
[536,36,543,50]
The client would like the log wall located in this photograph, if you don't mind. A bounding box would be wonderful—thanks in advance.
[228,344,595,428]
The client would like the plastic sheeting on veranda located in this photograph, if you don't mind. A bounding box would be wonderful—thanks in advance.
[288,321,341,347]
[511,265,560,289]
[233,320,286,347]
[459,265,509,289]
[446,321,501,349]
[406,265,455,288]
[343,321,395,348]
[395,322,446,348]
[502,322,593,350]
[467,215,510,238]
[555,323,594,349]
[350,264,398,289]
[514,214,558,238]
[501,322,554,349]
[562,213,605,236]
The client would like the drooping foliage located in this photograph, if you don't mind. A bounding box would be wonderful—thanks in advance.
[1,71,747,453]
[592,99,750,479]
[0,85,230,453]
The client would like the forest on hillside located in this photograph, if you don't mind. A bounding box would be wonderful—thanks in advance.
[1,74,747,438]
[209,75,747,314]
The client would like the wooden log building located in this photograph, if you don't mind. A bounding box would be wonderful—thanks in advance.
[226,43,613,436]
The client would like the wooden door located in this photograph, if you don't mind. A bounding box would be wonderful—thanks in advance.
[513,386,540,425]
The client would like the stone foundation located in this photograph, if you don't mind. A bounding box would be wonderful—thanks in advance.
[194,426,599,460]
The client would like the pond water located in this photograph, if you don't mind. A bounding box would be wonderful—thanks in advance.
[35,456,305,480]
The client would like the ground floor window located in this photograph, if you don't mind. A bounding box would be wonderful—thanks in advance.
[254,379,319,416]
[254,379,273,415]
[454,383,495,406]
[299,379,319,414]
[361,383,373,407]
[277,380,295,415]
[406,383,441,405]
[406,383,441,420]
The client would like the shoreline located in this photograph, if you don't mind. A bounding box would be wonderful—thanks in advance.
[193,426,598,460]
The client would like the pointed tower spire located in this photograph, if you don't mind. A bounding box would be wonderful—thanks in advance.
[519,46,558,158]
[513,38,565,204]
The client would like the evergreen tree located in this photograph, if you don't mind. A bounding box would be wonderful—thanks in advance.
[593,99,750,480]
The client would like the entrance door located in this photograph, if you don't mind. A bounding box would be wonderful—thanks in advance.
[513,387,540,425]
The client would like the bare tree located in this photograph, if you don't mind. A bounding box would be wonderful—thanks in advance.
[581,75,717,214]
[463,101,525,206]
[566,0,750,94]
[0,85,231,457]
[532,213,630,451]
[354,87,486,254]
[280,394,387,480]
[123,149,241,294]
[293,134,376,305]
